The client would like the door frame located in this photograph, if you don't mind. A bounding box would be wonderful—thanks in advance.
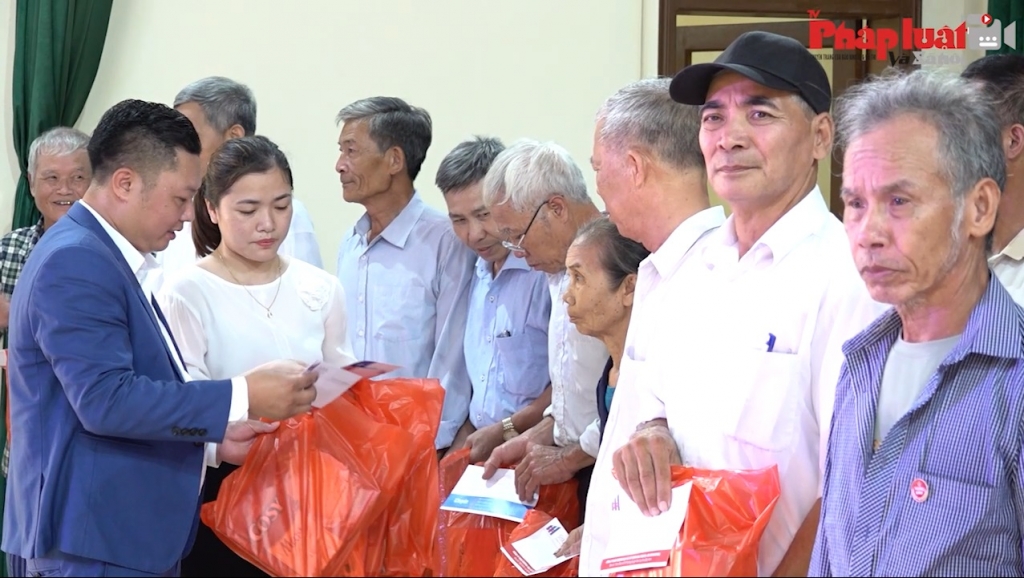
[659,0,923,76]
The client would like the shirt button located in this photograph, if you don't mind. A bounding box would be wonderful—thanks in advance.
[480,374,486,381]
[360,255,367,263]
[486,335,492,343]
[358,329,365,337]
[488,296,495,303]
[358,294,364,303]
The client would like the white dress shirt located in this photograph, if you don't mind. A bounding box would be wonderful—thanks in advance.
[580,190,887,576]
[78,201,249,482]
[544,269,608,457]
[149,197,323,294]
[989,228,1024,305]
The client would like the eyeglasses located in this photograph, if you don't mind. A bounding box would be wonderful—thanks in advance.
[502,200,549,253]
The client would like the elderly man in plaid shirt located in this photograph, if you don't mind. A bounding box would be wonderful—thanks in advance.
[0,127,90,578]
[0,127,91,336]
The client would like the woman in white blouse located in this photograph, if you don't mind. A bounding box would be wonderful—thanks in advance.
[158,135,355,577]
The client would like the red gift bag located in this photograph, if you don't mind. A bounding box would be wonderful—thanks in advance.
[438,448,581,577]
[612,465,780,577]
[335,378,445,577]
[201,394,417,577]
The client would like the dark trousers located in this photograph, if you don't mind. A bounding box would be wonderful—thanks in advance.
[181,464,268,578]
[574,464,594,526]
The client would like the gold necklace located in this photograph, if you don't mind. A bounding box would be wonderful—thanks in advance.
[217,252,283,318]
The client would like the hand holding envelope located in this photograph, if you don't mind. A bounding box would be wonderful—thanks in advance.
[304,360,400,408]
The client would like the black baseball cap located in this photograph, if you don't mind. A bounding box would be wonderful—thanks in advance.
[669,31,831,115]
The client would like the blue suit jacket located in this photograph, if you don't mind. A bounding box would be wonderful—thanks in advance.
[1,202,234,573]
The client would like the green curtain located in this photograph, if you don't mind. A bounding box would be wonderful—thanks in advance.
[5,1,112,574]
[988,0,1023,54]
[11,0,113,230]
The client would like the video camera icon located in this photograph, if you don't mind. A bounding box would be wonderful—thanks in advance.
[967,13,1017,50]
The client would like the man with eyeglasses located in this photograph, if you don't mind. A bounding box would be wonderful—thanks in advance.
[479,139,608,522]
[435,136,552,464]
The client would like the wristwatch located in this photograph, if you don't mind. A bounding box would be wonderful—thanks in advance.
[501,417,519,441]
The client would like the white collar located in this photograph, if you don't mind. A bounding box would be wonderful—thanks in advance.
[79,200,158,281]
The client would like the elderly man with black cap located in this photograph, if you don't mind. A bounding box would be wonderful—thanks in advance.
[578,32,884,576]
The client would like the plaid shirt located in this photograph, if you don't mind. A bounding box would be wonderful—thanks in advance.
[1,219,44,477]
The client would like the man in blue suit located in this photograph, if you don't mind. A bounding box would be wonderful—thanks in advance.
[2,99,318,577]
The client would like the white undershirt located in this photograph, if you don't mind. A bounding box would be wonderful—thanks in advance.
[874,333,961,446]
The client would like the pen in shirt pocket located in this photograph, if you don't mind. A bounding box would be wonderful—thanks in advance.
[497,330,512,338]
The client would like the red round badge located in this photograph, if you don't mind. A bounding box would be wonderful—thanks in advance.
[910,478,929,503]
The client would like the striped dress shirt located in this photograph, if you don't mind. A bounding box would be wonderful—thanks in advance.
[810,275,1024,577]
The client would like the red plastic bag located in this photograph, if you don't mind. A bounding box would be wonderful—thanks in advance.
[612,465,780,577]
[201,394,416,577]
[494,509,580,577]
[335,378,445,577]
[438,448,581,577]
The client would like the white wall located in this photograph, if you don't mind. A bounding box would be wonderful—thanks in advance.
[0,0,645,271]
[0,0,988,269]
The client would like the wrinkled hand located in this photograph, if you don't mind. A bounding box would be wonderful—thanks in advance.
[514,443,576,503]
[554,525,583,558]
[482,434,530,479]
[216,419,280,465]
[465,422,505,464]
[612,422,681,516]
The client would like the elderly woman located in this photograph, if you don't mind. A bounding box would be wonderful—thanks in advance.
[562,216,648,440]
[553,215,648,553]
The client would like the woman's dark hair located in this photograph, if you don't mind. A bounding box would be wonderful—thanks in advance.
[573,215,649,288]
[192,135,294,257]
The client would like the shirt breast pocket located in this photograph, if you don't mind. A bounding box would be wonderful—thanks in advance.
[889,472,1006,571]
[372,283,431,343]
[724,348,801,458]
[495,332,548,396]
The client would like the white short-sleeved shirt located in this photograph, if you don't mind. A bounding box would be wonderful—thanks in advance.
[545,269,608,456]
[989,228,1024,305]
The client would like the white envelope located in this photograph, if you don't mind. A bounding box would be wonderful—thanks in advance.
[305,360,399,408]
[598,481,693,575]
[440,464,539,523]
[500,516,577,576]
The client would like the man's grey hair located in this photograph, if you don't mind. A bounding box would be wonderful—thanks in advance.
[835,68,1006,202]
[435,136,505,194]
[597,78,705,171]
[336,96,432,182]
[27,127,90,175]
[481,139,590,212]
[173,76,257,135]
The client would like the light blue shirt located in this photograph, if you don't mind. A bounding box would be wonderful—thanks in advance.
[464,254,551,429]
[336,193,476,449]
